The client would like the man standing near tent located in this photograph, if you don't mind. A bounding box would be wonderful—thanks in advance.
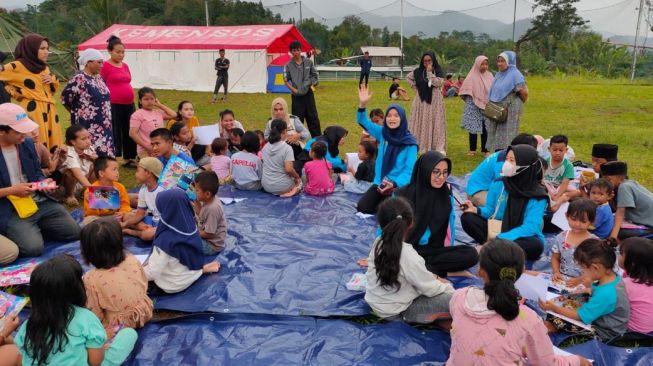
[284,40,321,137]
[212,49,229,103]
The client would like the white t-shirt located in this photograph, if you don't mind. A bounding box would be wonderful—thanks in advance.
[1,146,25,184]
[143,247,202,294]
[137,185,164,219]
[62,147,95,175]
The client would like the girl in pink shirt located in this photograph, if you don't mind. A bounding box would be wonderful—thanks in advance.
[447,239,589,366]
[303,141,335,196]
[619,237,653,334]
[129,87,176,157]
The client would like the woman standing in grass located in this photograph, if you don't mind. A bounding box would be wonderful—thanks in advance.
[459,55,494,156]
[485,51,528,152]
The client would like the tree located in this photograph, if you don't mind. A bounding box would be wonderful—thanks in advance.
[329,16,371,59]
[298,19,330,63]
[381,26,390,47]
[516,0,587,61]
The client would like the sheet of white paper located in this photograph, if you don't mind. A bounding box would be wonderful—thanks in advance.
[346,153,361,172]
[515,273,548,301]
[193,124,220,145]
[356,212,374,219]
[551,202,570,231]
[553,346,594,363]
[134,254,150,265]
[220,197,247,205]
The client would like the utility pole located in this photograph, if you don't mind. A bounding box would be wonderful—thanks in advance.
[631,0,646,81]
[299,0,303,25]
[512,0,517,44]
[205,0,209,26]
[400,0,404,78]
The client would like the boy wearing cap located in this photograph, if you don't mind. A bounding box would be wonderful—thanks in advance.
[601,161,653,240]
[121,157,164,241]
[0,103,80,257]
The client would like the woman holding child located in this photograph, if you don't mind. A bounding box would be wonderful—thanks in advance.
[396,151,479,276]
[356,85,418,214]
[265,97,310,158]
[461,144,548,261]
[485,51,528,152]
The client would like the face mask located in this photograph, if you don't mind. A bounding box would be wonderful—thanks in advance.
[501,162,518,177]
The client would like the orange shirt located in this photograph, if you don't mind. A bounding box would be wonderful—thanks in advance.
[83,181,132,217]
[166,116,200,139]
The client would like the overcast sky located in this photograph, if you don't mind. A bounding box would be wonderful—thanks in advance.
[3,0,646,36]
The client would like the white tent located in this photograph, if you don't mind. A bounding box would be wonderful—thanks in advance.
[78,24,312,93]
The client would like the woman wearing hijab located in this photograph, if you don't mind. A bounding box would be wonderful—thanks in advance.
[61,48,115,157]
[356,85,418,214]
[461,144,548,261]
[406,51,447,154]
[264,97,311,159]
[460,55,494,156]
[0,34,62,149]
[485,51,529,152]
[396,152,479,277]
[143,188,220,294]
[304,125,348,173]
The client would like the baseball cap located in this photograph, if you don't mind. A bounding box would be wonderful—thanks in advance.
[0,103,39,134]
[138,157,163,178]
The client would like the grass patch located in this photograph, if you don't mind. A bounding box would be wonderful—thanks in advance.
[54,76,653,190]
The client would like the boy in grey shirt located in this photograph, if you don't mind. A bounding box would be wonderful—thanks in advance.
[284,40,321,137]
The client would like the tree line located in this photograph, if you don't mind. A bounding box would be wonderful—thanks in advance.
[1,0,650,78]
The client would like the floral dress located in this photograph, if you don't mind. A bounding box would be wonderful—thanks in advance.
[61,72,115,156]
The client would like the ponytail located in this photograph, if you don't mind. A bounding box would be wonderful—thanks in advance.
[268,119,287,144]
[374,197,414,291]
[479,239,524,321]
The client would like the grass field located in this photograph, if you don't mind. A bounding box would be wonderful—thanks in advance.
[55,76,653,190]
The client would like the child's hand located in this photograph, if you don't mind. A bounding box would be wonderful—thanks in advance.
[1,314,20,335]
[357,258,368,268]
[538,299,555,312]
[462,200,476,214]
[434,275,451,285]
[552,272,563,282]
[566,276,584,288]
[578,356,592,366]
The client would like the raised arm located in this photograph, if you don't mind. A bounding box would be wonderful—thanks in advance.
[356,85,383,139]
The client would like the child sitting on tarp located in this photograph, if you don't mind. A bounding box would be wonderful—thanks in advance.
[193,172,227,256]
[588,178,615,239]
[618,237,653,334]
[343,140,376,194]
[144,188,219,294]
[601,161,653,239]
[82,157,131,226]
[121,157,164,241]
[542,135,576,212]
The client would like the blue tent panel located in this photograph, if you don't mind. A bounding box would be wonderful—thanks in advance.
[267,65,290,93]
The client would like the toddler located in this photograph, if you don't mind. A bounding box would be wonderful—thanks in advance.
[588,178,614,239]
[81,218,153,329]
[619,237,653,334]
[121,157,164,241]
[303,142,335,196]
[129,87,176,157]
[343,140,377,194]
[82,157,131,225]
[209,137,232,184]
[360,108,383,143]
[228,128,244,156]
[231,131,262,191]
[193,172,228,255]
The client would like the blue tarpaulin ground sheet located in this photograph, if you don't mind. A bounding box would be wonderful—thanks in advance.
[5,177,652,365]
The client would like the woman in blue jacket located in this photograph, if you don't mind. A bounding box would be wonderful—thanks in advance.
[356,85,418,214]
[396,151,478,276]
[461,144,548,260]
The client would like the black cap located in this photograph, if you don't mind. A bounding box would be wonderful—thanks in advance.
[592,144,618,161]
[600,161,627,176]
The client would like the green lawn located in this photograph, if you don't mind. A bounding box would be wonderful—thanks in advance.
[55,76,653,190]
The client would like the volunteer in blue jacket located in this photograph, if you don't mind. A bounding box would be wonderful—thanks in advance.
[356,85,418,214]
[461,144,548,261]
[304,125,348,173]
[396,151,478,277]
[465,133,537,207]
[359,51,372,86]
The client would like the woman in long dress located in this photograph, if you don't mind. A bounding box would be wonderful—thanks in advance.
[406,51,447,154]
[0,34,62,149]
[459,55,494,156]
[485,51,529,152]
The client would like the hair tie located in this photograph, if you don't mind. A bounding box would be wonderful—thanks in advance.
[396,215,403,220]
[499,267,517,281]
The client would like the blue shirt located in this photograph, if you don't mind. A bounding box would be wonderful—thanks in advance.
[359,58,372,74]
[304,138,348,173]
[479,180,547,244]
[577,275,630,341]
[466,150,506,196]
[592,203,614,239]
[357,109,417,188]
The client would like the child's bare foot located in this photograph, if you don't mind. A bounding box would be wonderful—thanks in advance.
[357,258,368,268]
[280,185,300,198]
[203,261,220,273]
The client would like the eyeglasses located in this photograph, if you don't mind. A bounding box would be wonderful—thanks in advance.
[432,169,449,178]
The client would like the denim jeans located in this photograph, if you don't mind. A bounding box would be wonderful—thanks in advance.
[4,199,80,256]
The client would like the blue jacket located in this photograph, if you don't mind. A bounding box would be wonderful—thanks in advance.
[479,180,547,244]
[359,58,372,74]
[466,150,506,196]
[304,138,348,173]
[357,110,417,187]
[0,138,46,232]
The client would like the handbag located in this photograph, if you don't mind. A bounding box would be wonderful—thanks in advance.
[7,194,38,219]
[483,101,508,122]
[487,187,505,240]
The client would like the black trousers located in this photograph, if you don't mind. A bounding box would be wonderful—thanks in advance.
[468,123,488,152]
[357,185,388,214]
[543,211,562,234]
[359,72,370,86]
[619,227,653,239]
[460,212,544,261]
[291,90,321,137]
[416,244,479,277]
[213,74,228,96]
[110,103,136,159]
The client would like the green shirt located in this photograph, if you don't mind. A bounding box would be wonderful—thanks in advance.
[544,157,574,186]
[15,306,106,366]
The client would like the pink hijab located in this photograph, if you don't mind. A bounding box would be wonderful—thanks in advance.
[458,55,494,110]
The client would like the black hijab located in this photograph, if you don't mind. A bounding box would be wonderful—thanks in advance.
[317,126,347,158]
[396,151,452,248]
[501,145,548,232]
[413,51,444,104]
